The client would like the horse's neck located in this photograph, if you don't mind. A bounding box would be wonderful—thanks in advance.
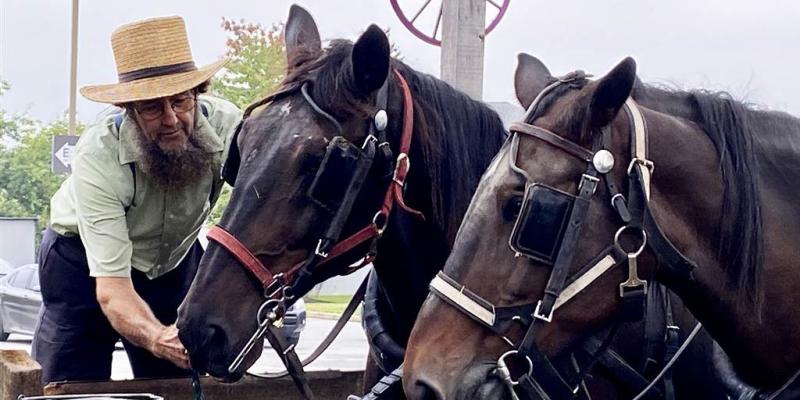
[372,208,450,344]
[643,108,800,388]
[373,74,506,341]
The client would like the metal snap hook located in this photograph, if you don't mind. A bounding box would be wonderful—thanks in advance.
[496,350,534,386]
[613,225,647,257]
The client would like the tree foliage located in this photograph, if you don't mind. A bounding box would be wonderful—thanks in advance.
[208,18,287,225]
[210,18,287,109]
[0,104,84,235]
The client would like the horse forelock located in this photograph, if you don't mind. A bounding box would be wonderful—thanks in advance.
[523,78,593,145]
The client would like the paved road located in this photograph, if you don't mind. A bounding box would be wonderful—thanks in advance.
[0,317,369,380]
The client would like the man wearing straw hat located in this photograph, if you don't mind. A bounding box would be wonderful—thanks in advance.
[32,16,241,383]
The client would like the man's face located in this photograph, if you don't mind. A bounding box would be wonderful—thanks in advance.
[132,91,196,152]
[127,90,212,189]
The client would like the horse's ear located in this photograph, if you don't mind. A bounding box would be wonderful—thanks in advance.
[514,53,552,109]
[351,24,390,95]
[284,4,321,70]
[588,57,637,128]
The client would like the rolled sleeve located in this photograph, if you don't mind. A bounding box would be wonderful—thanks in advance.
[71,150,132,278]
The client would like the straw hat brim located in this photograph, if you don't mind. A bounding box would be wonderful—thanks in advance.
[80,58,228,104]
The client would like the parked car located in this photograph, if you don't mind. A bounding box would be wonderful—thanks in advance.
[0,258,16,277]
[276,299,306,347]
[0,263,41,340]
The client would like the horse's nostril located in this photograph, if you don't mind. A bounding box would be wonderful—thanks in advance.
[408,378,446,400]
[205,324,227,349]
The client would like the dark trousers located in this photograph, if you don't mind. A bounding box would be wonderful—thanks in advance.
[32,227,202,384]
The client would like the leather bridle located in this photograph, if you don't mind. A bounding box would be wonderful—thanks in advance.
[204,69,424,397]
[429,72,700,400]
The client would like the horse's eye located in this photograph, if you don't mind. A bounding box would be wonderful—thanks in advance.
[503,195,524,221]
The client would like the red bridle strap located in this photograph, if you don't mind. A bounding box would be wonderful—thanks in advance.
[312,69,425,267]
[207,225,274,287]
[208,69,424,291]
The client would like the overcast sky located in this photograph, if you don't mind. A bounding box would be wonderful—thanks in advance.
[1,0,799,123]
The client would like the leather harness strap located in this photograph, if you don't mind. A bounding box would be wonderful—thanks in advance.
[207,226,273,287]
[208,68,422,296]
[509,122,594,162]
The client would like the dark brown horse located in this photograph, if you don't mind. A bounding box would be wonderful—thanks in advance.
[404,55,800,399]
[175,4,506,386]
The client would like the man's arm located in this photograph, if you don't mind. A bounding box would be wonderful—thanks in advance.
[96,277,189,369]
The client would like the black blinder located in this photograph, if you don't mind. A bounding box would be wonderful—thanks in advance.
[503,195,524,221]
[221,122,242,186]
[308,136,373,214]
[509,184,575,265]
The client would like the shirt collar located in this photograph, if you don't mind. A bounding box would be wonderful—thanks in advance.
[118,106,224,165]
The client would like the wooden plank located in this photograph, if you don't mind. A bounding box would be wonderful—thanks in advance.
[0,350,43,400]
[44,370,364,400]
[441,0,487,100]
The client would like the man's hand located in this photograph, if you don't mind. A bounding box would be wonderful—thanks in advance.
[96,277,191,370]
[149,324,190,370]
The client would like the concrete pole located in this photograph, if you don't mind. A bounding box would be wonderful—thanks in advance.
[68,0,79,135]
[440,0,486,100]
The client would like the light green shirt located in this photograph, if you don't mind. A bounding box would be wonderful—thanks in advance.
[50,95,241,279]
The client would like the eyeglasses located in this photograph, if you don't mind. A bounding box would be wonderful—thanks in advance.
[134,92,196,121]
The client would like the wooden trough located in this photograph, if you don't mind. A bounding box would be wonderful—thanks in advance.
[1,350,364,400]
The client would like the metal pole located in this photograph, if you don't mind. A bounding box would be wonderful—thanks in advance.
[440,0,486,100]
[68,0,79,135]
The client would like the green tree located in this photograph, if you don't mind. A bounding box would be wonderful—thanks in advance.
[208,18,287,225]
[211,18,286,109]
[0,117,84,233]
[0,80,84,237]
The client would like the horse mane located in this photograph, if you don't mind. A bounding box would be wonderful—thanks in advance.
[634,85,765,310]
[391,62,507,242]
[249,40,507,243]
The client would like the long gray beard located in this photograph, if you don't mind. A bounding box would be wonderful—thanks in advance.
[135,133,213,190]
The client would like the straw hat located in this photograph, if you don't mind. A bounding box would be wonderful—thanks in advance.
[80,16,227,104]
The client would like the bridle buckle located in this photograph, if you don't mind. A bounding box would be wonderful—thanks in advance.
[392,153,410,186]
[533,300,554,323]
[578,173,600,194]
[315,239,330,258]
[263,273,286,299]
